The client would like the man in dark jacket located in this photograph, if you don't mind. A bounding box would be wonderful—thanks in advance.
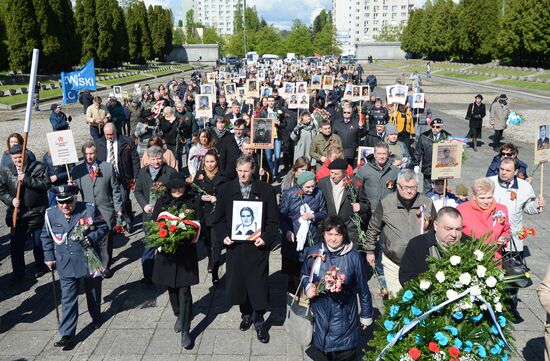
[214,95,229,117]
[107,97,126,136]
[212,155,279,344]
[331,105,366,166]
[412,118,452,193]
[365,98,389,131]
[95,123,140,226]
[0,144,50,281]
[134,146,178,283]
[49,103,71,131]
[78,90,94,114]
[218,119,246,180]
[399,207,466,285]
[365,72,377,93]
[361,119,387,147]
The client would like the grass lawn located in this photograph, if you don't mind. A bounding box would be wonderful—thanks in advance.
[492,79,550,92]
[149,69,184,77]
[100,74,152,86]
[437,71,493,81]
[433,63,469,70]
[468,66,535,77]
[0,79,57,92]
[97,70,136,76]
[535,73,550,80]
[0,88,62,105]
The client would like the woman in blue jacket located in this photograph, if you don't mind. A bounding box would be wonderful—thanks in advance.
[302,216,373,361]
[280,170,327,292]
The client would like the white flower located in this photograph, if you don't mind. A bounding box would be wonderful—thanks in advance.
[494,296,500,303]
[177,222,187,230]
[476,265,487,278]
[474,249,484,261]
[170,220,178,226]
[486,276,497,288]
[436,271,446,283]
[495,302,503,313]
[480,304,488,311]
[446,289,459,300]
[178,213,186,219]
[450,255,461,266]
[470,285,482,296]
[459,273,472,286]
[419,279,431,290]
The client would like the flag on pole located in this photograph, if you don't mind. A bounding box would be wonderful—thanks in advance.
[61,58,97,104]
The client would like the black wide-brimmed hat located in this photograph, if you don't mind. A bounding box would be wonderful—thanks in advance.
[165,173,188,189]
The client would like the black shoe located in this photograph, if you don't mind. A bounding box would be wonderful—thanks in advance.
[54,336,75,348]
[239,315,253,331]
[92,318,102,329]
[174,318,181,333]
[181,330,193,349]
[255,323,270,343]
[140,277,153,285]
[102,269,113,279]
[510,308,524,324]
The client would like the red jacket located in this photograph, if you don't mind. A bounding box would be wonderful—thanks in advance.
[457,200,511,259]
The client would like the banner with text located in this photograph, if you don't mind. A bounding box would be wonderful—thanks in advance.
[61,58,96,104]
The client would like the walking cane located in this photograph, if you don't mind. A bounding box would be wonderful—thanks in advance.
[51,269,60,324]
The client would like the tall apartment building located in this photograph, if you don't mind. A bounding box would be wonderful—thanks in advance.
[183,0,240,36]
[332,0,414,55]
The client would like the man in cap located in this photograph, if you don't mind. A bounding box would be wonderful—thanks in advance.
[0,144,50,281]
[385,124,411,168]
[41,185,108,349]
[412,118,452,193]
[365,98,389,131]
[49,103,71,131]
[361,119,387,147]
[318,159,370,243]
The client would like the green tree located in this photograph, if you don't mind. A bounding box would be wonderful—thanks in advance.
[224,31,245,57]
[177,19,183,28]
[75,0,98,64]
[149,5,173,60]
[4,0,39,71]
[112,2,128,64]
[427,0,457,60]
[254,26,282,56]
[95,0,117,66]
[234,0,244,32]
[373,23,405,42]
[173,27,185,45]
[0,2,8,70]
[313,21,340,55]
[185,9,199,43]
[312,9,330,35]
[456,0,500,63]
[497,0,550,66]
[283,20,314,56]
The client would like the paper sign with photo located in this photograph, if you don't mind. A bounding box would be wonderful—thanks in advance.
[251,118,275,149]
[260,86,273,97]
[297,94,310,109]
[231,200,263,241]
[431,143,463,180]
[274,74,282,86]
[246,79,259,98]
[195,94,213,118]
[311,75,322,89]
[361,86,370,100]
[412,93,425,109]
[352,86,362,102]
[386,84,409,105]
[322,75,334,90]
[343,84,354,100]
[200,84,214,95]
[535,124,550,164]
[357,146,374,166]
[283,82,295,96]
[287,94,299,109]
[295,82,308,94]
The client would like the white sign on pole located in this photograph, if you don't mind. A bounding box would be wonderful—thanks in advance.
[46,130,79,166]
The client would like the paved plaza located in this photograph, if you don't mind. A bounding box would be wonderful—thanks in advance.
[0,65,549,361]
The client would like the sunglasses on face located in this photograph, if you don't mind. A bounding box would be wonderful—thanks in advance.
[343,111,351,114]
[500,152,515,157]
[431,125,442,129]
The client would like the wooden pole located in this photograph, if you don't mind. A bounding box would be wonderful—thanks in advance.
[65,164,72,182]
[540,163,544,212]
[12,132,29,230]
[443,179,447,207]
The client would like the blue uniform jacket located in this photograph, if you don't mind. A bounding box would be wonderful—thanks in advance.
[41,202,108,278]
[486,154,528,180]
[301,243,373,353]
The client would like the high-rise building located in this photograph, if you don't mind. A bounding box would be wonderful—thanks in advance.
[184,0,241,36]
[332,0,414,55]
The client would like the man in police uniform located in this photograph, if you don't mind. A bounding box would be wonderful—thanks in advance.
[41,185,109,349]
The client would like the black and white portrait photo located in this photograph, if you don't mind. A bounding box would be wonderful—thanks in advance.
[231,201,263,241]
[538,125,550,150]
[251,118,274,148]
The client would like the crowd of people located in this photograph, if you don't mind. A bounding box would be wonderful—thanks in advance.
[0,58,546,360]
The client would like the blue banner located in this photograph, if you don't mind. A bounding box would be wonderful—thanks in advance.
[61,58,96,104]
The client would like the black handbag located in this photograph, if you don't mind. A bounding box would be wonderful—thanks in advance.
[501,237,533,288]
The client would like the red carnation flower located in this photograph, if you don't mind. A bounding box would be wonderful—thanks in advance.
[169,224,178,233]
[296,191,304,196]
[408,347,421,360]
[428,342,440,353]
[530,227,537,237]
[356,181,363,187]
[449,346,460,357]
[158,229,168,238]
[158,221,167,229]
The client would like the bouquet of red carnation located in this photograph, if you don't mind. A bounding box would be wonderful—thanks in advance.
[149,182,166,206]
[114,214,128,234]
[68,218,105,278]
[341,177,367,249]
[144,206,201,254]
[128,178,136,192]
[316,266,346,295]
[516,226,536,240]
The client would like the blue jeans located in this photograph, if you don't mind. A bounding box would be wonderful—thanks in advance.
[11,226,44,276]
[264,139,281,176]
[90,126,101,141]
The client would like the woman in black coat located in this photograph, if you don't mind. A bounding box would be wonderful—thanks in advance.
[191,149,226,284]
[151,172,199,349]
[465,94,486,151]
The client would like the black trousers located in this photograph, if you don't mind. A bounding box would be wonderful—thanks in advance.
[493,129,504,147]
[100,231,113,269]
[168,286,193,332]
[314,347,357,361]
[203,226,221,267]
[239,295,265,327]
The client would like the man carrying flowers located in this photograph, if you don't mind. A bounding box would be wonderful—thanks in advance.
[41,185,109,350]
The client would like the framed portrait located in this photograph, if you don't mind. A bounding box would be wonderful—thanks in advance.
[238,68,246,78]
[295,82,307,94]
[322,75,334,90]
[231,200,263,241]
[122,90,129,100]
[283,82,295,95]
[236,87,246,98]
[225,83,236,95]
[251,117,275,149]
[297,94,310,109]
[288,94,299,109]
[246,79,259,98]
[431,143,463,180]
[257,71,266,82]
[352,86,362,102]
[206,72,216,83]
[357,146,374,166]
[195,94,213,118]
[274,74,282,86]
[535,124,550,164]
[218,72,227,82]
[386,84,409,105]
[343,84,354,100]
[412,93,425,109]
[113,86,123,99]
[311,75,322,89]
[361,86,370,100]
[261,86,273,97]
[200,84,214,95]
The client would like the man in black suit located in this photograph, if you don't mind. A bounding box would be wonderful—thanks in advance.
[211,155,279,344]
[219,119,246,180]
[95,122,140,227]
[399,207,466,285]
